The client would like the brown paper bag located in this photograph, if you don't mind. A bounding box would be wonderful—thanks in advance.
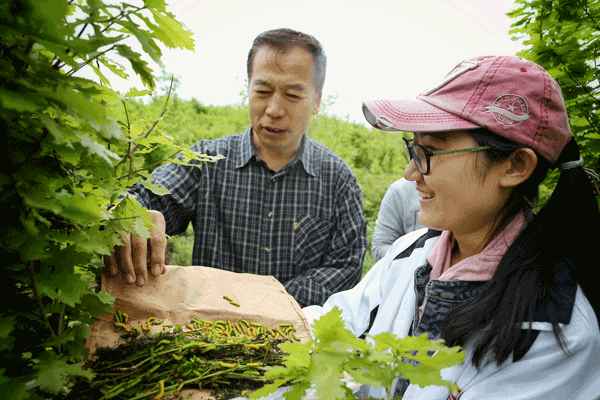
[86,265,311,399]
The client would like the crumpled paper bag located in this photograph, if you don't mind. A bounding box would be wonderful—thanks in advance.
[86,265,311,399]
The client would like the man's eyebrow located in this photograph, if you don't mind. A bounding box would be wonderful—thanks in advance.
[285,83,306,91]
[252,80,306,91]
[253,79,271,87]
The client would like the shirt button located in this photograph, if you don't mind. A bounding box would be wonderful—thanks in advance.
[265,247,271,253]
[268,212,273,218]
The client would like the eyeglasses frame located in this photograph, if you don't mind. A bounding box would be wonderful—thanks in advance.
[402,136,490,175]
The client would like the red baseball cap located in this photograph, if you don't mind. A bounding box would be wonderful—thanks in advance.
[362,55,571,162]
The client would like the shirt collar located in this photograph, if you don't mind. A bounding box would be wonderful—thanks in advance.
[236,126,316,177]
[236,126,256,168]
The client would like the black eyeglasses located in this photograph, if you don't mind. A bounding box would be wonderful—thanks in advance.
[402,137,490,175]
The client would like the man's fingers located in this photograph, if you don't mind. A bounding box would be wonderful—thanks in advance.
[116,233,136,285]
[104,253,119,276]
[149,210,167,276]
[131,233,148,285]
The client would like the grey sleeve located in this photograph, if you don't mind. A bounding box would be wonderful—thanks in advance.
[371,179,422,261]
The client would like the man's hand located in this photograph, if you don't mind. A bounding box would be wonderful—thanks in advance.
[105,210,167,286]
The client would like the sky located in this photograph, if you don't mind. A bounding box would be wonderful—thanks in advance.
[108,0,523,125]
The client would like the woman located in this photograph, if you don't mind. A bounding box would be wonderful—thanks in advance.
[302,55,600,399]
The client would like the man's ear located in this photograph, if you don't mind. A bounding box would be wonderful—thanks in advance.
[499,148,538,188]
[313,92,322,115]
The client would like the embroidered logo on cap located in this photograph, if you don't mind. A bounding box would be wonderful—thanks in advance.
[484,94,531,126]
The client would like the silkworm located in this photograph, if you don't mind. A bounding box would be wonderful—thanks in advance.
[114,322,131,332]
[220,361,237,368]
[154,380,165,399]
[245,362,260,367]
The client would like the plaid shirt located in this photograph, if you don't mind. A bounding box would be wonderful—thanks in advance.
[129,127,367,306]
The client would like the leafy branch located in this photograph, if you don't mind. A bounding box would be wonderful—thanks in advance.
[250,307,464,400]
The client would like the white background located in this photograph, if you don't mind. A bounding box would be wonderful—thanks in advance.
[105,0,523,125]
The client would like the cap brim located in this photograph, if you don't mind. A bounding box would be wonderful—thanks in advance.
[362,99,480,132]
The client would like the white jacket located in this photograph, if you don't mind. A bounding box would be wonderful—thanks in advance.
[303,228,600,399]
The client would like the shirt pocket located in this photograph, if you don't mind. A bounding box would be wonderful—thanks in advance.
[291,213,333,273]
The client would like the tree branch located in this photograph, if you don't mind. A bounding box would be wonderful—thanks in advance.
[29,262,56,338]
[562,67,600,102]
[583,4,600,32]
[116,150,181,181]
[114,77,175,170]
[66,44,117,76]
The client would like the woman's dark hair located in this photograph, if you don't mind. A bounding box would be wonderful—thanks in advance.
[441,128,600,369]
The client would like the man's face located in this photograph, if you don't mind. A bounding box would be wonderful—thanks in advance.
[248,45,321,160]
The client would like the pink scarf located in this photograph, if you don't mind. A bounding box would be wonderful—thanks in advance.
[418,212,526,315]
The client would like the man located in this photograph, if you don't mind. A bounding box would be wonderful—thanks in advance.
[106,28,368,307]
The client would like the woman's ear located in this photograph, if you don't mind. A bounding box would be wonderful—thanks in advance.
[499,148,538,188]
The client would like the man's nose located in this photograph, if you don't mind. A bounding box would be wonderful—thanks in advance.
[266,94,285,118]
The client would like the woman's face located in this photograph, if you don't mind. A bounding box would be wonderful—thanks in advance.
[403,131,510,237]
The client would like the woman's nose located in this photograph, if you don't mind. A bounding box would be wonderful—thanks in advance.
[403,159,422,181]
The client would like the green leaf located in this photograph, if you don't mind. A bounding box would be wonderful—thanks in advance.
[0,87,41,112]
[35,357,93,394]
[248,378,288,399]
[148,9,195,50]
[76,133,120,164]
[278,341,312,369]
[310,354,346,400]
[140,180,170,196]
[118,17,163,64]
[99,57,129,79]
[116,44,155,89]
[0,316,17,351]
[125,88,153,97]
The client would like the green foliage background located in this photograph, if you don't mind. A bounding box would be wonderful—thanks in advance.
[508,0,600,200]
[115,93,409,274]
